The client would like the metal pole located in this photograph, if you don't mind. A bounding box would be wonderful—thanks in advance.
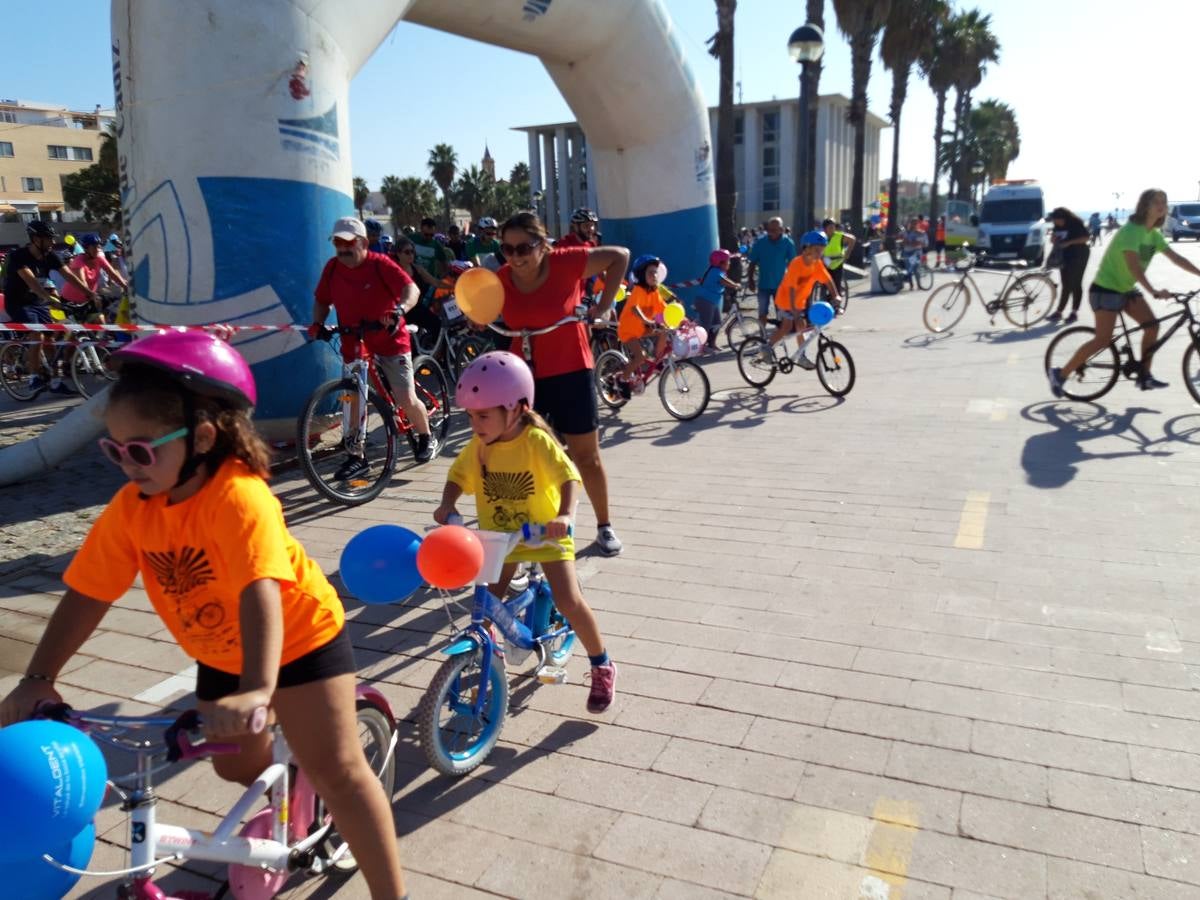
[795,63,812,231]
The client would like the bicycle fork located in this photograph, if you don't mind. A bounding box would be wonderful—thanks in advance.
[341,363,370,457]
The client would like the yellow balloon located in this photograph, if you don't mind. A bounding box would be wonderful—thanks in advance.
[455,267,505,325]
[64,234,76,245]
[662,302,685,329]
[614,284,626,302]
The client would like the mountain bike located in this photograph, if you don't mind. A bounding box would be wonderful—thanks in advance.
[297,321,451,506]
[0,301,116,400]
[593,322,712,420]
[735,320,856,397]
[417,522,576,776]
[1044,289,1200,401]
[412,296,490,380]
[922,247,1057,333]
[34,692,396,899]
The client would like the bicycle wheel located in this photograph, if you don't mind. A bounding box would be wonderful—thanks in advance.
[594,348,630,409]
[297,378,398,505]
[450,334,488,379]
[417,647,508,776]
[412,354,451,453]
[879,265,905,295]
[915,264,934,291]
[1184,342,1200,405]
[413,325,440,358]
[724,311,762,351]
[815,337,856,397]
[1002,273,1055,329]
[735,336,777,388]
[69,343,116,398]
[1044,325,1119,401]
[923,282,970,333]
[658,358,710,420]
[0,342,38,401]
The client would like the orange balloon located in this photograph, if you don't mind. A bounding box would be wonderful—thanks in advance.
[455,267,506,325]
[417,525,485,589]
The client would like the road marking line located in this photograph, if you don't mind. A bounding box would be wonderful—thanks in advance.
[1145,631,1182,654]
[953,491,990,550]
[862,798,918,894]
[133,665,197,703]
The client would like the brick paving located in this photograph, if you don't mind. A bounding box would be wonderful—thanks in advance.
[3,243,1200,897]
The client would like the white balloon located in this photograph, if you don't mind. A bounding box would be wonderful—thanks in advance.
[655,262,668,283]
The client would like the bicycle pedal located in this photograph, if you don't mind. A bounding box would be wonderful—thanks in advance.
[536,665,568,685]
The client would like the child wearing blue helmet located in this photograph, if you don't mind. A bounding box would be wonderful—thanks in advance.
[759,230,840,368]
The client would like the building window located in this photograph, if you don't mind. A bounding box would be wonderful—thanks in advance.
[0,141,12,157]
[0,111,16,124]
[22,177,44,192]
[762,181,780,212]
[762,110,779,145]
[48,145,69,159]
[71,146,93,161]
[762,145,779,180]
[733,113,744,146]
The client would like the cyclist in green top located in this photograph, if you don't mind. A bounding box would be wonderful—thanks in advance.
[464,217,502,268]
[1050,188,1200,395]
[821,218,856,297]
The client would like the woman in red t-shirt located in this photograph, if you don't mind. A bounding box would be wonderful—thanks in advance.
[497,212,629,556]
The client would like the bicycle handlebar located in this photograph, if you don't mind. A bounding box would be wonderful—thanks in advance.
[487,313,587,339]
[441,514,573,542]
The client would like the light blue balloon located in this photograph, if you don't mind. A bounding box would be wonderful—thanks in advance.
[808,300,835,327]
[0,721,107,861]
[339,525,424,604]
[10,823,95,899]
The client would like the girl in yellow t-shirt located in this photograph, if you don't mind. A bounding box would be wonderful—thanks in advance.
[615,254,672,393]
[434,351,617,713]
[0,330,407,900]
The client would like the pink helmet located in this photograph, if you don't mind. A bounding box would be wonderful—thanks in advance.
[455,351,534,411]
[709,248,733,266]
[110,328,257,409]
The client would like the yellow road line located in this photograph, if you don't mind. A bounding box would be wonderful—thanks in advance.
[953,491,991,550]
[862,798,919,895]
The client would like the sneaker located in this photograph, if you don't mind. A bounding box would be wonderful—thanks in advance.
[1064,312,1078,325]
[334,454,369,481]
[1048,367,1065,399]
[616,378,633,401]
[595,524,623,557]
[414,433,437,463]
[1138,374,1169,391]
[797,353,816,371]
[27,374,46,392]
[48,378,75,395]
[586,662,617,713]
[1046,311,1062,323]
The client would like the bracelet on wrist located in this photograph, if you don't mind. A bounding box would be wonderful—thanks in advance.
[22,673,54,684]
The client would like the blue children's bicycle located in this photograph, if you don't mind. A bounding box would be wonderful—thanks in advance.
[417,522,576,776]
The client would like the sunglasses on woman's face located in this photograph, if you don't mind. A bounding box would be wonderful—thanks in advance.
[98,427,188,468]
[500,239,542,258]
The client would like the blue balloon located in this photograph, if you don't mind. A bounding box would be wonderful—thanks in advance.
[808,300,835,327]
[10,823,95,899]
[0,722,106,861]
[340,525,424,604]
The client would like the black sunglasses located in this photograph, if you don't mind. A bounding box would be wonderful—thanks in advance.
[500,239,543,258]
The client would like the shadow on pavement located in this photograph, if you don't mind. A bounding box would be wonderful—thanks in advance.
[597,386,770,449]
[902,331,955,349]
[973,321,1059,343]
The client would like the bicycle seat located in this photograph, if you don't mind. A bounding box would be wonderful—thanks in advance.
[406,323,419,333]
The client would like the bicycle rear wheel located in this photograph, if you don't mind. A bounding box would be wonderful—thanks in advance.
[1183,342,1200,405]
[0,342,38,401]
[412,354,451,454]
[1044,325,1119,400]
[1002,273,1055,329]
[70,343,116,398]
[418,647,508,776]
[923,283,970,333]
[594,348,630,409]
[735,336,777,387]
[659,358,710,420]
[724,311,762,351]
[815,337,856,397]
[879,265,905,295]
[297,378,398,505]
[915,264,934,291]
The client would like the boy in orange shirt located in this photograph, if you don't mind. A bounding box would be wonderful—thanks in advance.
[761,229,841,368]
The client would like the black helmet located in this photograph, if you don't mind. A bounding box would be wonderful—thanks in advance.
[27,220,57,239]
[365,218,383,235]
[571,207,598,224]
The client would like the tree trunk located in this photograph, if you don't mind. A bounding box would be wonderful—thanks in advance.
[886,66,907,251]
[805,0,824,224]
[928,90,946,230]
[948,88,964,199]
[714,2,738,252]
[848,37,872,238]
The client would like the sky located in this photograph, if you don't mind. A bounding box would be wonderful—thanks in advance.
[8,1,1200,216]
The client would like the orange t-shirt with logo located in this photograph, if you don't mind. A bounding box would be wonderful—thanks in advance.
[617,284,666,342]
[64,458,344,675]
[774,255,835,311]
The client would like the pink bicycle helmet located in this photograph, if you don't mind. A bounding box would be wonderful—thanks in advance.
[110,328,257,409]
[709,248,733,266]
[456,351,534,411]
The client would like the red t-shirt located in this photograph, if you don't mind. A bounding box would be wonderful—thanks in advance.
[554,233,596,249]
[499,247,592,378]
[315,252,413,360]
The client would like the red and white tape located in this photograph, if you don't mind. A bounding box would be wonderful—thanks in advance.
[0,322,304,334]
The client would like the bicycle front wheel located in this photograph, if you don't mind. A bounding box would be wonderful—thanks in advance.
[297,378,398,505]
[915,264,934,291]
[0,342,38,401]
[1002,273,1055,329]
[1044,325,1119,400]
[735,336,777,387]
[413,354,451,452]
[815,337,856,397]
[418,648,508,776]
[70,343,116,398]
[923,283,970,333]
[659,358,710,421]
[594,348,630,409]
[879,265,905,295]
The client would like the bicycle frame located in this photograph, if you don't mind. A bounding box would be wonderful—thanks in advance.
[1112,296,1200,364]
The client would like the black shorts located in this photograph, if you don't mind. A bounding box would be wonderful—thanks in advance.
[195,627,356,702]
[935,240,946,251]
[534,368,599,436]
[16,305,55,324]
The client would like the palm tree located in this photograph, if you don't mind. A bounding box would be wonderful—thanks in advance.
[427,143,459,228]
[381,175,438,231]
[881,0,947,246]
[707,0,737,251]
[804,0,824,228]
[832,0,892,236]
[945,10,999,201]
[454,165,495,222]
[919,13,959,230]
[509,161,531,192]
[941,99,1019,202]
[352,177,370,220]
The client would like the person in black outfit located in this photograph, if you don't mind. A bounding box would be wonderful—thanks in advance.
[1046,207,1091,325]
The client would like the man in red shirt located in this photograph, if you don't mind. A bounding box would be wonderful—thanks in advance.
[556,208,599,249]
[311,217,437,475]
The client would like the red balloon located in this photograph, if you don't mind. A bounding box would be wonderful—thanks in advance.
[417,525,485,589]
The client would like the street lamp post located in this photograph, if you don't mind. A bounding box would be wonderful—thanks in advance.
[788,23,824,233]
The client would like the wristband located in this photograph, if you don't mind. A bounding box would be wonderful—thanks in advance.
[22,673,54,684]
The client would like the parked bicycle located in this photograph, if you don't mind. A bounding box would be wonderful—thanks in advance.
[417,522,576,776]
[297,321,451,505]
[1044,289,1200,401]
[594,321,712,420]
[879,250,933,295]
[34,695,396,899]
[922,247,1057,333]
[412,295,490,380]
[735,318,856,397]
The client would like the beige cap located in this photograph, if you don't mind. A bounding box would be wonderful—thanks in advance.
[330,217,367,240]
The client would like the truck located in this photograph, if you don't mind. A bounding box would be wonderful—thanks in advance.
[975,180,1047,266]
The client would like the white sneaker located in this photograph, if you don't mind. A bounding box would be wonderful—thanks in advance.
[797,353,816,371]
[596,525,623,557]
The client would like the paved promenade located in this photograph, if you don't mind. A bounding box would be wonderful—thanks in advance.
[4,242,1200,898]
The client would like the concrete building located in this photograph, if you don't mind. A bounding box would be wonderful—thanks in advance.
[515,93,888,237]
[0,99,116,223]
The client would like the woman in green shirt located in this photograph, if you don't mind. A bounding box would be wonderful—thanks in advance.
[1050,189,1200,394]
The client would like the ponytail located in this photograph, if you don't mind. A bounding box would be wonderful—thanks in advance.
[520,405,563,447]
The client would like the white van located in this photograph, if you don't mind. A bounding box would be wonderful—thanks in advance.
[944,198,978,248]
[976,180,1047,265]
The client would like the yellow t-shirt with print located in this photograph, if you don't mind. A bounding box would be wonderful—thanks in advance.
[447,425,581,563]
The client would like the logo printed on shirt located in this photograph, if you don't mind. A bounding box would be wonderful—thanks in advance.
[483,470,535,504]
[143,546,216,596]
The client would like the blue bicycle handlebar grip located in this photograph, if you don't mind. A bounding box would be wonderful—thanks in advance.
[521,522,574,540]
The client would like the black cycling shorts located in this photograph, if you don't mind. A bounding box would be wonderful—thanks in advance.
[195,627,356,701]
[534,368,599,436]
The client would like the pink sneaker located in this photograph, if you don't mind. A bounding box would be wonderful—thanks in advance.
[586,662,618,713]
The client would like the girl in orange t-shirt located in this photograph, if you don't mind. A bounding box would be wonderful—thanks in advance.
[615,254,672,392]
[0,331,407,900]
